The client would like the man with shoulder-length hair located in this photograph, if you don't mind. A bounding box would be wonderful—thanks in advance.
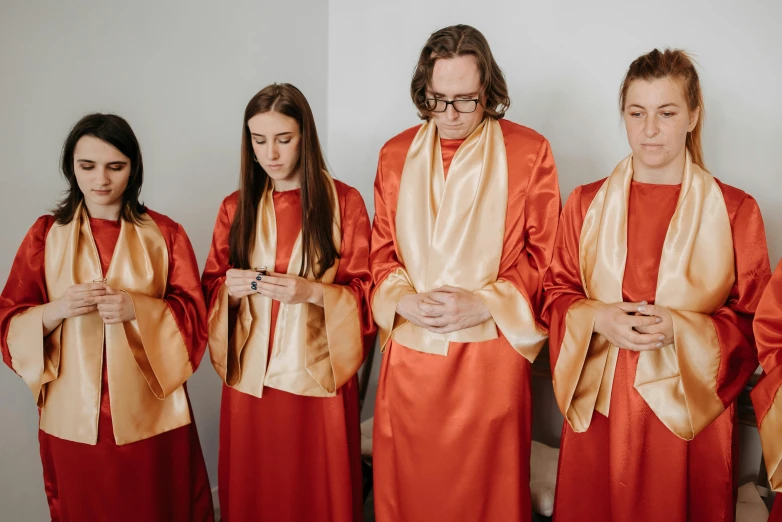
[369,24,561,522]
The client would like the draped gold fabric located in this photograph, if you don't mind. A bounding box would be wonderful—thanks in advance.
[208,174,363,398]
[553,154,735,440]
[7,208,193,445]
[372,119,546,360]
[759,386,782,491]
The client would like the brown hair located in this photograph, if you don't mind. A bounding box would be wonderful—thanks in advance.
[620,48,706,169]
[411,24,510,120]
[54,113,146,225]
[228,83,338,279]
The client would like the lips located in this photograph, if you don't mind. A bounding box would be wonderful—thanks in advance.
[93,189,111,195]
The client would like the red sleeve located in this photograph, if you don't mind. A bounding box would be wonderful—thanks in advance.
[510,138,561,323]
[712,193,770,405]
[202,196,235,317]
[335,184,377,359]
[0,216,55,370]
[541,186,589,370]
[162,221,209,370]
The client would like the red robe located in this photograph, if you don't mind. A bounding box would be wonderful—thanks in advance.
[370,119,561,522]
[0,213,213,522]
[542,179,770,522]
[751,259,782,522]
[201,181,374,522]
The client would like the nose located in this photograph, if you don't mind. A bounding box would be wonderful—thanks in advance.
[96,167,110,185]
[266,142,279,161]
[445,103,459,121]
[643,116,659,138]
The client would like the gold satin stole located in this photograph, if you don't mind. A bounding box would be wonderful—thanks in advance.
[371,119,547,361]
[208,174,364,398]
[7,208,193,445]
[553,154,735,440]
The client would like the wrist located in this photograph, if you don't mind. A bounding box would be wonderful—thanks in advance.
[43,301,64,324]
[307,281,324,307]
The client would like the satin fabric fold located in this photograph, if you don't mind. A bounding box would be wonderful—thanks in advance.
[373,118,546,360]
[553,154,734,439]
[7,207,193,445]
[208,174,364,398]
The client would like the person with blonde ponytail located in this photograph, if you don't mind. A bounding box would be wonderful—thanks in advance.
[201,83,375,522]
[542,49,771,521]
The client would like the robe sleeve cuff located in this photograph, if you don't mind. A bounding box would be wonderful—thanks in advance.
[7,304,61,406]
[752,365,782,492]
[634,310,724,440]
[552,298,609,434]
[473,279,548,362]
[305,283,364,393]
[371,267,416,352]
[122,290,194,399]
[206,284,252,386]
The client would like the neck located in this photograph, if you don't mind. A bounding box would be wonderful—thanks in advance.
[84,199,121,220]
[632,148,687,185]
[272,172,302,192]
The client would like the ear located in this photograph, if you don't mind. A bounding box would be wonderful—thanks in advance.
[688,106,701,132]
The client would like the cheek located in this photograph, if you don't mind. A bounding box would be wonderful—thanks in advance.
[287,143,302,167]
[114,170,132,191]
[73,170,92,191]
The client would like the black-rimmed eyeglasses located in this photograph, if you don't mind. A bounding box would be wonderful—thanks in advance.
[424,98,480,113]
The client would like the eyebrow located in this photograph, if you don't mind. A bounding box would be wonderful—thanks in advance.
[627,103,681,110]
[250,132,294,138]
[76,159,128,165]
[429,92,480,98]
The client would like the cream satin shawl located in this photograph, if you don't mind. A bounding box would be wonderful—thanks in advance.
[372,119,547,360]
[553,154,735,440]
[7,208,193,445]
[209,175,364,398]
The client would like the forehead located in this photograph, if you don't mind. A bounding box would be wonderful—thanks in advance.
[625,77,688,107]
[247,111,300,134]
[429,55,481,95]
[73,135,129,162]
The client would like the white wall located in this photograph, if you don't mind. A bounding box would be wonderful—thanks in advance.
[328,0,782,485]
[0,0,328,518]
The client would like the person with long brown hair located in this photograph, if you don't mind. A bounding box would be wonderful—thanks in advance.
[202,83,374,522]
[751,261,782,522]
[543,48,771,521]
[370,25,560,522]
[0,113,213,521]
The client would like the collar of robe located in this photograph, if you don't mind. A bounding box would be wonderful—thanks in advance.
[212,174,363,398]
[573,153,735,439]
[8,205,192,445]
[389,118,509,355]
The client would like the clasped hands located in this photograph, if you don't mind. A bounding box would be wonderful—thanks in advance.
[396,286,491,334]
[43,282,136,334]
[593,301,674,352]
[225,268,323,308]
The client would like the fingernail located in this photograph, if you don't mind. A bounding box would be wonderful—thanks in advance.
[638,305,646,312]
[256,275,262,281]
[656,342,663,348]
[656,318,662,323]
[658,335,665,341]
[640,301,647,305]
